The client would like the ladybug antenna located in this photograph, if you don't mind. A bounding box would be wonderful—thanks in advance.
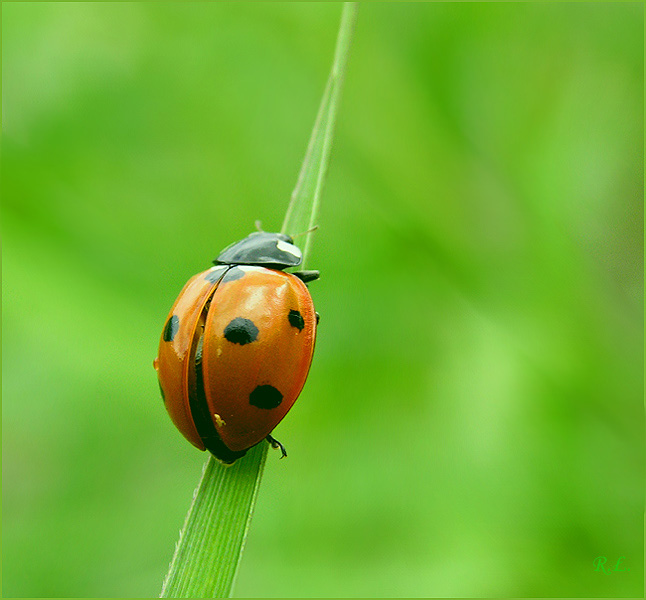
[291,225,319,239]
[254,220,264,232]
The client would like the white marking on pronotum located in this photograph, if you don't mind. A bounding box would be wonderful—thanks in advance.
[276,240,302,259]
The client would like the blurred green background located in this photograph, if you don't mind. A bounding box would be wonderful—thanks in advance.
[2,2,643,598]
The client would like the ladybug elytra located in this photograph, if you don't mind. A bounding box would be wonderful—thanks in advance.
[154,232,319,464]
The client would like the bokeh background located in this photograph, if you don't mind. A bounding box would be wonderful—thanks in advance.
[2,3,643,598]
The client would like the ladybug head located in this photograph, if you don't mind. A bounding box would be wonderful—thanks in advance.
[215,232,302,269]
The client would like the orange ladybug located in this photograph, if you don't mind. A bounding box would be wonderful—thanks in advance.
[154,232,319,464]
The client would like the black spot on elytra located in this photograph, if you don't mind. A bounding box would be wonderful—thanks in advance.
[224,317,259,345]
[221,266,246,283]
[249,385,283,409]
[163,315,179,342]
[204,266,227,283]
[288,309,304,331]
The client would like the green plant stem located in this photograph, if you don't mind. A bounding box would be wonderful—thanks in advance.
[160,4,357,597]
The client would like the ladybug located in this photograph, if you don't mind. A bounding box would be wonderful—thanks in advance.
[154,231,319,464]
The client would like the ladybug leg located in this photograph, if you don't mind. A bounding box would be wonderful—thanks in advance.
[316,312,320,325]
[292,270,320,283]
[266,434,288,459]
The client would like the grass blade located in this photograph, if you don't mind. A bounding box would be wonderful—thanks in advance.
[161,4,357,597]
[282,2,358,265]
[160,445,267,598]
